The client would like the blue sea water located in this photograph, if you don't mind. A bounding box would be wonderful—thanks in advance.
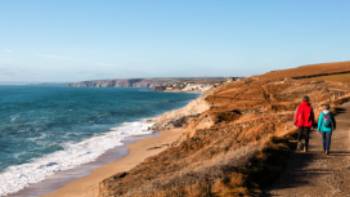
[0,85,197,195]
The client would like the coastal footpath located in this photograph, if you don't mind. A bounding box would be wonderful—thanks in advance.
[47,61,350,197]
[269,102,350,196]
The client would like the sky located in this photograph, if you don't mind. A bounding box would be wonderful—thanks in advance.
[1,1,350,82]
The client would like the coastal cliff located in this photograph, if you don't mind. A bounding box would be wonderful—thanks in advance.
[98,61,350,197]
[67,78,237,93]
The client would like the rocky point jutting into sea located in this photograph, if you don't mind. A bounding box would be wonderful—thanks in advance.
[96,61,350,197]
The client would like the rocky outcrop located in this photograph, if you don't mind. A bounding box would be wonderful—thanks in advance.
[150,95,212,140]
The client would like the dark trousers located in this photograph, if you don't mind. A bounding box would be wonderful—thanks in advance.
[298,127,311,149]
[322,132,332,152]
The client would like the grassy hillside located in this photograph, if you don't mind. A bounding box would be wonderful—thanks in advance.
[98,61,350,197]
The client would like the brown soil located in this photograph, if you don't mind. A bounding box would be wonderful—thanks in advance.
[268,102,350,197]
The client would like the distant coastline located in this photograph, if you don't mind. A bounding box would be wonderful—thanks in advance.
[67,77,240,93]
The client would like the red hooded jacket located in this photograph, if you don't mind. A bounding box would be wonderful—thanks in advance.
[294,101,315,128]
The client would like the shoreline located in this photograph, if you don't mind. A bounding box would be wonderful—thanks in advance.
[1,119,154,197]
[39,94,208,197]
[3,91,206,197]
[8,133,149,197]
[42,128,186,197]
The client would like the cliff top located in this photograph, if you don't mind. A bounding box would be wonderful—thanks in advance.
[259,61,350,80]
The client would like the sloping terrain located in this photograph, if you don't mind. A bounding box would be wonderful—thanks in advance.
[98,62,350,197]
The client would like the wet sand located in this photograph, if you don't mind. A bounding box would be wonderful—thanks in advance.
[9,144,128,197]
[40,128,184,197]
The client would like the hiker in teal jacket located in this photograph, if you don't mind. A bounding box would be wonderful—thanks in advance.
[317,104,336,155]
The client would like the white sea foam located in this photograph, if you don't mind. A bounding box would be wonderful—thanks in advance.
[0,120,154,196]
[9,114,20,123]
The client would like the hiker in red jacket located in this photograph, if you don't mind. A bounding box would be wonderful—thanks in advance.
[294,96,315,152]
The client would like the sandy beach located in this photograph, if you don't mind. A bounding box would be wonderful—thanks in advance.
[42,128,185,197]
[36,94,208,197]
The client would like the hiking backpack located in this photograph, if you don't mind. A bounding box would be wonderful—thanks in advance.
[323,113,333,128]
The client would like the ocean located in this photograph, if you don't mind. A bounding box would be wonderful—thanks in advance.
[0,85,197,196]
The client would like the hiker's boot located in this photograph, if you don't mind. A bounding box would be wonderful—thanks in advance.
[303,146,307,153]
[297,142,302,150]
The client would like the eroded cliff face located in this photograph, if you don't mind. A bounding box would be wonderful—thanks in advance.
[98,62,350,197]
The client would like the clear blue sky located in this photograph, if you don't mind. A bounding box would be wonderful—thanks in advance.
[1,1,350,82]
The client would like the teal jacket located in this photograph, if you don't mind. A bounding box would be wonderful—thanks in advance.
[317,111,336,133]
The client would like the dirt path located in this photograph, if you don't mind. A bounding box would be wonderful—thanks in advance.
[268,102,350,197]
